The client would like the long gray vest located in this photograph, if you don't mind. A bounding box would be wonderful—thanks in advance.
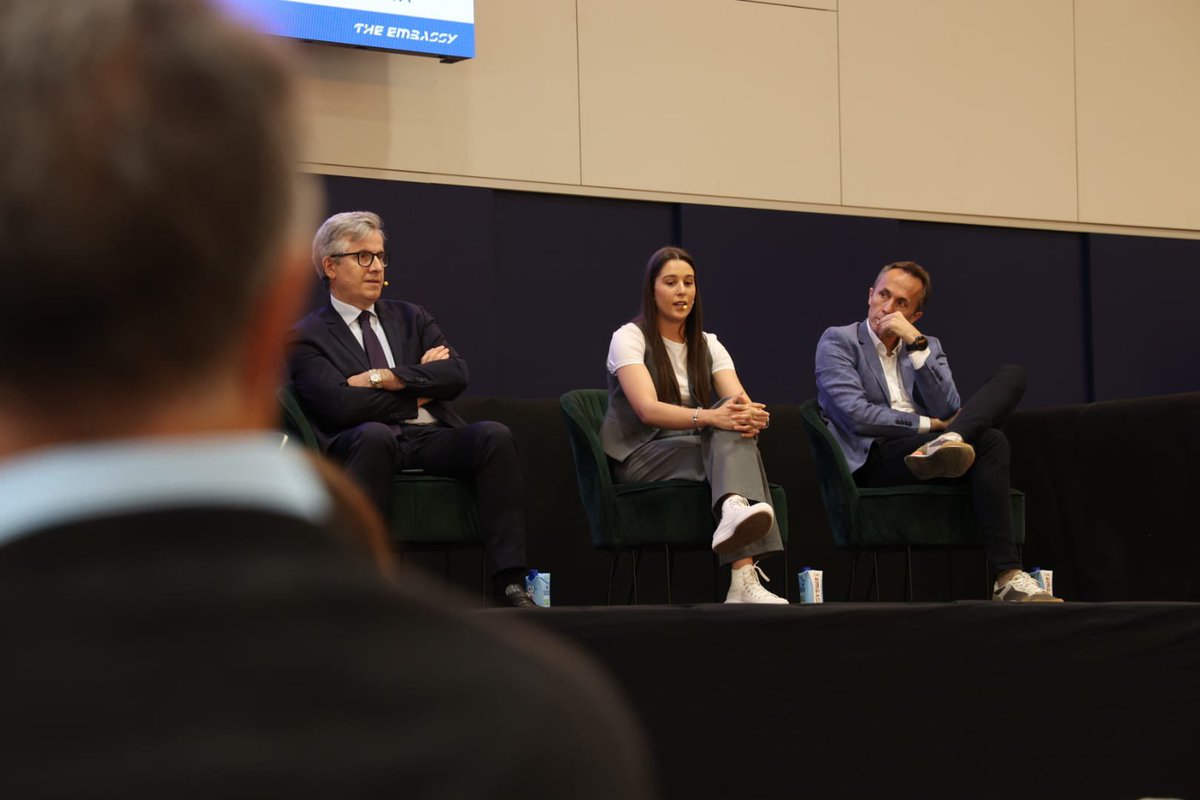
[600,330,714,462]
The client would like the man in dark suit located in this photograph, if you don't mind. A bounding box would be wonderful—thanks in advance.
[0,1,655,796]
[288,211,533,606]
[815,261,1060,602]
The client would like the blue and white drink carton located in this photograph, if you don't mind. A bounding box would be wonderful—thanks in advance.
[525,570,551,607]
[797,567,823,604]
[1030,568,1054,596]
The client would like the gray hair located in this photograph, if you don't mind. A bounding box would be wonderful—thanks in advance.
[0,0,297,405]
[312,211,386,281]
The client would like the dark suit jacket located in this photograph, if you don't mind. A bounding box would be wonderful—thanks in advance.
[0,507,655,799]
[288,300,468,448]
[815,321,961,471]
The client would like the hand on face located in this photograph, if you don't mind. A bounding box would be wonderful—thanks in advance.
[867,268,925,345]
[877,311,921,345]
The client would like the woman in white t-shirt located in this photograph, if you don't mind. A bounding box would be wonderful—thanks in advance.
[600,246,786,604]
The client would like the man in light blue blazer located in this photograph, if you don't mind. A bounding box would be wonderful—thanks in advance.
[815,261,1059,602]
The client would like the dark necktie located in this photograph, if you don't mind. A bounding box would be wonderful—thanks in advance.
[358,310,389,368]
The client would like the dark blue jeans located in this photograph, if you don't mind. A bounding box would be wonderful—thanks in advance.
[853,365,1028,574]
[327,420,527,578]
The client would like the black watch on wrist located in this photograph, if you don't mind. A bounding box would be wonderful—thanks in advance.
[908,335,929,352]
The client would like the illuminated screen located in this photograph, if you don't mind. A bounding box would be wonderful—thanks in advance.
[217,0,475,61]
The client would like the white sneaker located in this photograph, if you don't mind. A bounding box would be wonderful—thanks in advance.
[904,431,975,480]
[725,562,788,604]
[711,495,774,555]
[993,570,1064,603]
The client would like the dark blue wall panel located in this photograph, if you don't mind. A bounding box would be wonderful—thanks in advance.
[894,222,1087,408]
[312,175,1190,406]
[316,176,674,398]
[682,208,1088,408]
[489,191,675,398]
[1089,234,1200,401]
[316,175,501,389]
[680,204,901,404]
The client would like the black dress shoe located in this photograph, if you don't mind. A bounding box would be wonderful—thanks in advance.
[501,583,539,608]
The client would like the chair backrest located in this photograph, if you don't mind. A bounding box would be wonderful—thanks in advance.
[559,389,617,550]
[798,399,861,549]
[278,385,320,450]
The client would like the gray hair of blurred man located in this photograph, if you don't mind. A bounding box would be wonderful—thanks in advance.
[0,0,307,419]
[312,211,386,285]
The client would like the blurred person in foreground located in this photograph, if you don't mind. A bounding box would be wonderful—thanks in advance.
[0,1,655,796]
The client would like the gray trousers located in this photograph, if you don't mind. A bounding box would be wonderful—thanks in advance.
[614,426,784,566]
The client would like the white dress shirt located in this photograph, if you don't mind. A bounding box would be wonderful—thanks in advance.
[865,320,932,434]
[0,434,331,548]
[330,295,436,425]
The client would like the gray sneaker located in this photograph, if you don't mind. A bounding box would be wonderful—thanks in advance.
[993,570,1064,603]
[904,432,975,480]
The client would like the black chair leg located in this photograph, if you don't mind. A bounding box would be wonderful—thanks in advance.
[607,551,620,606]
[846,552,859,602]
[905,546,914,602]
[871,551,882,601]
[664,544,673,604]
[864,553,875,600]
[628,549,641,605]
[783,545,790,601]
[946,551,953,601]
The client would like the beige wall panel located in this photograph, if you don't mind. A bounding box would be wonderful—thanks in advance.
[296,0,580,185]
[839,0,1077,221]
[578,0,841,204]
[1076,1,1200,230]
[741,0,837,10]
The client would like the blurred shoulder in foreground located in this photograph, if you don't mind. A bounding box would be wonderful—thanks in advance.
[0,1,655,796]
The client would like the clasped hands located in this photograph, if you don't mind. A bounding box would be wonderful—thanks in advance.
[347,345,451,409]
[706,394,770,439]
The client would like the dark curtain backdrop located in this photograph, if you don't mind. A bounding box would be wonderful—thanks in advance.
[307,174,1200,605]
[314,174,1199,405]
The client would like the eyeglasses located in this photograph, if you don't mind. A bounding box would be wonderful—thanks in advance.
[331,250,389,268]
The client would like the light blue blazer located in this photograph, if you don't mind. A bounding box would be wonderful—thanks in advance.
[814,321,961,472]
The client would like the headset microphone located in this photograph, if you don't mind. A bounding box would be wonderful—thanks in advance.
[383,281,389,287]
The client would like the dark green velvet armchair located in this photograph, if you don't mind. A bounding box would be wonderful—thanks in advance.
[798,399,1024,600]
[559,389,788,603]
[278,386,481,558]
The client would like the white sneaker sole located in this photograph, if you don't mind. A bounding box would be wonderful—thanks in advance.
[904,441,975,480]
[711,505,774,555]
[724,595,789,605]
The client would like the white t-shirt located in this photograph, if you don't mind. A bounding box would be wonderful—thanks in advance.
[606,322,735,406]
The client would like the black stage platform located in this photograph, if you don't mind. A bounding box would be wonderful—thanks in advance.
[493,602,1200,800]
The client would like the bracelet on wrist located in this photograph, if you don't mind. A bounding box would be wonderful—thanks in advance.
[692,408,701,430]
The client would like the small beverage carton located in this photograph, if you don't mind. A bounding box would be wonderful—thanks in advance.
[797,567,824,604]
[525,570,551,607]
[1029,568,1054,596]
